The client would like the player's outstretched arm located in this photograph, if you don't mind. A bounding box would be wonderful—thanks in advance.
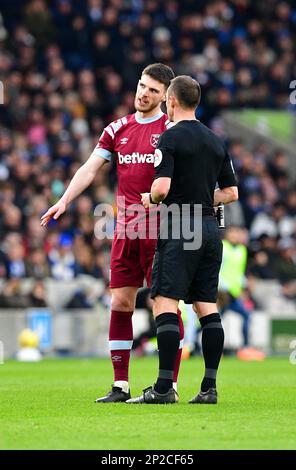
[40,154,108,226]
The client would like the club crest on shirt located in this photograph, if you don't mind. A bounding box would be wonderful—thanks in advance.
[150,134,160,148]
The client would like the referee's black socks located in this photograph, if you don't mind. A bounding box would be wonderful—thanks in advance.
[154,313,180,394]
[199,312,224,392]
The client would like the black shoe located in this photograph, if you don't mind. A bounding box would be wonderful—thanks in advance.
[126,386,177,404]
[189,388,217,404]
[95,385,131,403]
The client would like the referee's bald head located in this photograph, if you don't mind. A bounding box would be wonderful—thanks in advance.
[167,75,201,109]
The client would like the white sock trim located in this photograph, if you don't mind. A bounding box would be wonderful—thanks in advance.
[114,381,129,393]
[109,340,133,350]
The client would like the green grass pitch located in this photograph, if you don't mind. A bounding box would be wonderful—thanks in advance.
[1,357,295,450]
[238,110,293,143]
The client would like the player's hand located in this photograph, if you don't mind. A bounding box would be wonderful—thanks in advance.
[141,193,154,209]
[40,201,67,227]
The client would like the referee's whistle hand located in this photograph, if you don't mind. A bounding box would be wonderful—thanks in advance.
[140,192,152,209]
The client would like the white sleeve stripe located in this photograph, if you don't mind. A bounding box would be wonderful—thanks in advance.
[230,159,235,174]
[105,126,114,139]
[91,148,112,161]
[110,119,124,134]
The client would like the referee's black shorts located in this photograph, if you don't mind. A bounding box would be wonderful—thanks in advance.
[150,216,223,304]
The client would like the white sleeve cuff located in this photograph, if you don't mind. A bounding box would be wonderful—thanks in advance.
[91,148,112,161]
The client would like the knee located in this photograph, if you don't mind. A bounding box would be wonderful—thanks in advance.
[193,301,218,318]
[152,296,178,317]
[111,295,135,312]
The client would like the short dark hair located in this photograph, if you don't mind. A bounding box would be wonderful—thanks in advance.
[141,63,175,89]
[168,75,201,109]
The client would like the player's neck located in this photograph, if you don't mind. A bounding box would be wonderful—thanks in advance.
[136,107,163,120]
[173,111,197,123]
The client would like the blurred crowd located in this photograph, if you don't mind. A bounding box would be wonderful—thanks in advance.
[0,0,296,308]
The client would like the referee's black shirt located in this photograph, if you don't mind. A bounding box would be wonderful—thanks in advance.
[154,120,237,214]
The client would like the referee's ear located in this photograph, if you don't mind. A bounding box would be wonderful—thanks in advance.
[169,94,176,107]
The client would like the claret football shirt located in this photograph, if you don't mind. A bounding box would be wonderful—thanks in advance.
[92,111,171,208]
[91,111,171,235]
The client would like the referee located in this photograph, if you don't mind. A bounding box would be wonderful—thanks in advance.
[127,75,238,404]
